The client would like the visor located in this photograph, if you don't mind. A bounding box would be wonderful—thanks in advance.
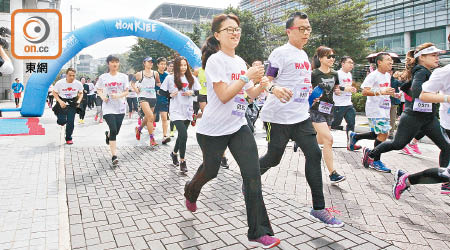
[414,46,444,58]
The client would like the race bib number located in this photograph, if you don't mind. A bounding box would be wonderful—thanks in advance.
[64,93,73,99]
[379,98,391,110]
[413,98,432,112]
[293,85,309,103]
[187,105,194,118]
[318,101,333,114]
[231,96,247,117]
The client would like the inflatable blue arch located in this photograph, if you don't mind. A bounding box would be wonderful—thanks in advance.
[20,17,202,117]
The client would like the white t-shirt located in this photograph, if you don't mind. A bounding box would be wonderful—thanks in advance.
[127,85,138,98]
[161,75,200,121]
[196,51,253,136]
[54,79,83,99]
[96,72,129,115]
[137,71,157,99]
[88,82,95,95]
[422,64,450,130]
[334,69,353,106]
[260,42,312,124]
[361,70,391,119]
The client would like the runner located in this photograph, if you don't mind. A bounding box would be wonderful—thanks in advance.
[347,52,397,172]
[361,44,450,171]
[11,78,24,108]
[161,56,200,172]
[184,14,280,248]
[154,57,171,144]
[389,70,402,139]
[310,46,356,184]
[330,56,362,151]
[259,12,344,227]
[87,78,96,110]
[96,55,129,166]
[126,74,138,119]
[47,84,54,108]
[52,68,83,145]
[94,79,103,124]
[78,77,89,124]
[167,60,177,137]
[132,57,160,147]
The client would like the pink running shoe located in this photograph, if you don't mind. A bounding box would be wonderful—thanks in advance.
[248,235,281,249]
[99,118,103,123]
[185,199,197,212]
[138,117,142,126]
[401,146,412,156]
[393,169,409,200]
[408,143,422,155]
[94,114,98,121]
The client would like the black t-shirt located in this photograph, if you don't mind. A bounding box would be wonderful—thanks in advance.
[310,69,340,111]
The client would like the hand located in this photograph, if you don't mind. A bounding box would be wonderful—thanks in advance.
[272,86,293,103]
[394,92,402,99]
[110,94,119,99]
[170,90,178,98]
[345,86,357,93]
[182,90,193,96]
[59,101,67,109]
[246,65,264,81]
[313,97,321,105]
[382,87,395,96]
[76,101,81,108]
[259,77,270,89]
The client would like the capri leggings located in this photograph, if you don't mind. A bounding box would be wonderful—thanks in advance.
[103,114,125,141]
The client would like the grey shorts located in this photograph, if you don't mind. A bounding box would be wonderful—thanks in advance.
[310,109,334,126]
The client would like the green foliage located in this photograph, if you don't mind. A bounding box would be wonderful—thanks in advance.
[289,0,374,63]
[351,92,367,112]
[128,38,175,72]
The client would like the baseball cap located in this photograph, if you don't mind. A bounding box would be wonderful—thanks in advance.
[143,57,153,63]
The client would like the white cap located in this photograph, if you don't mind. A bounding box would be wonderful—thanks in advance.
[414,46,445,58]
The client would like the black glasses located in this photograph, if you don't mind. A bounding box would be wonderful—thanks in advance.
[218,27,242,34]
[327,54,336,59]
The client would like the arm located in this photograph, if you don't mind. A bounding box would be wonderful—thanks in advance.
[246,77,269,99]
[112,88,129,99]
[420,91,449,103]
[131,81,140,94]
[411,69,428,98]
[52,90,66,108]
[155,72,161,87]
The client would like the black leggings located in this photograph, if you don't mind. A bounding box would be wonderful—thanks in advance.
[409,167,450,185]
[14,98,20,106]
[185,125,274,240]
[79,101,87,120]
[370,114,450,168]
[173,120,190,159]
[103,114,125,141]
[259,119,324,210]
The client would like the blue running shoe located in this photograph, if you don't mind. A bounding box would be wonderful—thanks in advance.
[347,131,358,151]
[371,160,391,173]
[329,171,346,184]
[310,208,344,228]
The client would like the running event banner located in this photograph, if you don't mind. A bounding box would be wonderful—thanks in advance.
[20,17,202,117]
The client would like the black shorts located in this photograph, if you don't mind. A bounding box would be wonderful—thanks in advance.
[155,102,169,113]
[310,109,334,126]
[198,94,207,103]
[139,97,156,108]
[264,118,316,148]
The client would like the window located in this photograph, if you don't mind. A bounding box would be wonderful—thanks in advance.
[0,0,9,13]
[414,4,424,15]
[394,9,403,19]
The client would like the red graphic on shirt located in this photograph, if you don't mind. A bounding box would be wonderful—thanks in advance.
[343,78,352,83]
[182,83,188,88]
[241,70,246,75]
[301,86,308,90]
[295,62,310,70]
[304,78,311,84]
[231,73,241,80]
[106,82,122,87]
[380,82,390,87]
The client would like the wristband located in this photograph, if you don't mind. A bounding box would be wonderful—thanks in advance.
[445,95,449,103]
[239,75,249,84]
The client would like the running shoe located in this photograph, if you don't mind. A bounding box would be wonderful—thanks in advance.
[170,131,175,137]
[347,131,358,151]
[105,131,109,145]
[138,117,142,126]
[180,161,187,172]
[441,183,450,195]
[170,152,179,166]
[66,140,73,145]
[362,147,374,168]
[393,169,409,200]
[191,114,198,126]
[221,157,229,169]
[99,118,103,123]
[401,146,413,156]
[150,137,158,147]
[329,171,346,184]
[112,155,119,166]
[309,208,344,228]
[162,136,171,144]
[185,198,197,212]
[248,235,281,249]
[135,126,141,140]
[153,122,156,127]
[293,142,298,152]
[78,120,82,124]
[94,114,98,121]
[371,160,391,173]
[80,119,84,124]
[408,143,422,155]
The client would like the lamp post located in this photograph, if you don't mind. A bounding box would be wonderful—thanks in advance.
[70,5,80,68]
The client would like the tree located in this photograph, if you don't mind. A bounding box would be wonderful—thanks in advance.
[128,38,175,72]
[185,24,202,48]
[295,0,374,63]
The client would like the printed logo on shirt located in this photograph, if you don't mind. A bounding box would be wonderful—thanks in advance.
[106,82,122,87]
[295,62,310,71]
[380,82,389,87]
[231,71,247,81]
[343,78,352,83]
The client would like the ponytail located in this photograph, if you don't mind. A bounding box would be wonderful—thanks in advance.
[312,55,320,70]
[400,42,434,82]
[201,35,220,69]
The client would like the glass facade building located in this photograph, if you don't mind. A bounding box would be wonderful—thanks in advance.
[240,0,301,25]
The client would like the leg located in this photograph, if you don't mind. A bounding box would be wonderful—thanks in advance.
[199,102,207,113]
[104,114,118,156]
[343,106,356,134]
[389,105,398,135]
[258,122,290,175]
[65,107,77,141]
[313,122,334,174]
[408,168,450,185]
[422,118,450,168]
[331,106,345,129]
[161,111,168,137]
[173,120,189,160]
[228,125,274,240]
[140,101,154,135]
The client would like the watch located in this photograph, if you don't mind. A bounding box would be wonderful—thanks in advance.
[268,85,276,94]
[239,75,249,84]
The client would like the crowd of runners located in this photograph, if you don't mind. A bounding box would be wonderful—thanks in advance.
[47,11,450,248]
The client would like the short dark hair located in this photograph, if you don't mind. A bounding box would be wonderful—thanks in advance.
[66,68,76,74]
[157,57,167,64]
[106,55,119,64]
[375,52,390,67]
[286,12,308,29]
[340,56,352,64]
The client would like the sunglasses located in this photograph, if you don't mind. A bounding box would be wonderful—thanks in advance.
[327,54,336,59]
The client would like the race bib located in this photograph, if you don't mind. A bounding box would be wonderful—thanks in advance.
[379,98,391,110]
[142,87,155,93]
[231,95,247,117]
[187,105,194,118]
[318,101,333,114]
[293,85,309,103]
[64,93,73,99]
[413,98,432,112]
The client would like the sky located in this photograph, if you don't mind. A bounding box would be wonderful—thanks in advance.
[60,0,241,59]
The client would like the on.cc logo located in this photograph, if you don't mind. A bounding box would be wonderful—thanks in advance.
[23,16,50,44]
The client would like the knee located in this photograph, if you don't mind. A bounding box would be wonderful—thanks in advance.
[305,145,322,162]
[263,149,284,167]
